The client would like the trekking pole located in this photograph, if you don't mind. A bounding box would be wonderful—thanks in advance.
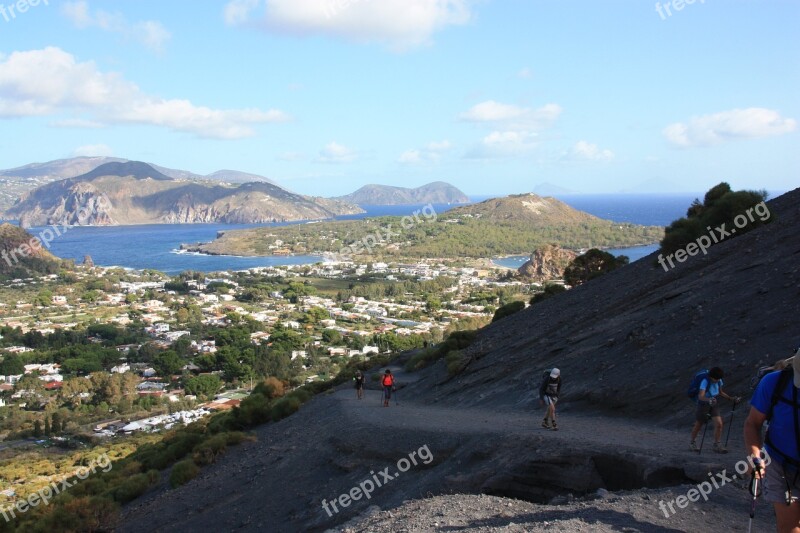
[394,385,398,406]
[724,398,739,448]
[698,405,712,454]
[748,470,761,533]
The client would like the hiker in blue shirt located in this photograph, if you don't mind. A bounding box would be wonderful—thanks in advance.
[744,349,800,533]
[689,367,739,453]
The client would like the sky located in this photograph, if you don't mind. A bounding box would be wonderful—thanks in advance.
[0,0,797,197]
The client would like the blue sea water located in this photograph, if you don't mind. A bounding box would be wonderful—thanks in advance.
[3,195,698,274]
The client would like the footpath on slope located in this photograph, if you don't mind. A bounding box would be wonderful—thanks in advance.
[119,366,774,533]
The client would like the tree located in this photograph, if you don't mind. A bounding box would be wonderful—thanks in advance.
[90,373,123,405]
[51,412,62,434]
[35,289,53,307]
[153,350,184,378]
[15,375,44,395]
[176,308,190,324]
[563,249,628,287]
[33,420,42,438]
[0,355,24,376]
[184,375,222,400]
[59,377,93,408]
[322,329,342,345]
[660,182,769,255]
[44,416,51,436]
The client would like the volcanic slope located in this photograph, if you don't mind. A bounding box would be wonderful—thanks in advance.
[118,188,798,532]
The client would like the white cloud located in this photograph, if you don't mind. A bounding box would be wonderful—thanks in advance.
[224,0,473,51]
[51,118,105,129]
[464,131,538,159]
[316,142,357,163]
[224,0,260,26]
[398,140,452,164]
[518,67,533,79]
[459,100,562,130]
[62,1,171,54]
[563,141,614,162]
[73,144,114,157]
[664,107,796,148]
[0,47,290,139]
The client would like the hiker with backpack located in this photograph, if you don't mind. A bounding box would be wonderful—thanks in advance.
[688,367,741,453]
[354,371,365,400]
[744,348,800,533]
[381,369,395,407]
[539,368,562,431]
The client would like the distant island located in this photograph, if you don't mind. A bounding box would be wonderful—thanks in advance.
[0,156,281,215]
[185,193,664,259]
[6,161,363,227]
[336,181,470,205]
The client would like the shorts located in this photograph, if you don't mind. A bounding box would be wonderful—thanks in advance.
[764,460,800,505]
[383,386,392,399]
[695,402,720,422]
[543,395,558,406]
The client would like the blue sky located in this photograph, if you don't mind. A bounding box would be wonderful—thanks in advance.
[0,0,797,196]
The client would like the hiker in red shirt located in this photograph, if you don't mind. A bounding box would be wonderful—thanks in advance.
[382,369,395,407]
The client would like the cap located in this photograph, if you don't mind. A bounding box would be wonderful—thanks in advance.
[550,368,560,379]
[793,348,800,388]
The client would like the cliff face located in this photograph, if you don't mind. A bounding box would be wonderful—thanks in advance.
[8,162,363,226]
[517,244,577,281]
[0,223,63,277]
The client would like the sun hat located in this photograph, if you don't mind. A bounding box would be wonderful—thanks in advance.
[550,368,560,379]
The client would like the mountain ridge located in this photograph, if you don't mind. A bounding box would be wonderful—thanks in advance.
[6,162,363,227]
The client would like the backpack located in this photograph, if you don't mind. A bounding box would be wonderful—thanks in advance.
[540,370,559,397]
[763,368,800,469]
[382,374,394,387]
[687,369,710,401]
[751,356,795,390]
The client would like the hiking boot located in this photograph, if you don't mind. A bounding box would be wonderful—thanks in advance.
[689,440,699,452]
[551,421,558,431]
[542,418,551,429]
[713,442,728,454]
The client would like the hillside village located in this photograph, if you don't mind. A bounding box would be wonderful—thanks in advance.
[0,259,525,442]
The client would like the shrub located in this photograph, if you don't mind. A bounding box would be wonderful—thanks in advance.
[253,376,285,399]
[530,283,566,305]
[491,301,525,323]
[113,473,152,503]
[270,396,302,421]
[563,249,628,287]
[192,434,229,466]
[169,460,199,488]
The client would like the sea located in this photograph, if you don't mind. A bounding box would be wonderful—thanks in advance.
[3,194,704,274]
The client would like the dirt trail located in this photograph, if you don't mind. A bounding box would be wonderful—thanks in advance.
[119,365,769,533]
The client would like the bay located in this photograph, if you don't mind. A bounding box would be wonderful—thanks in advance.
[3,196,696,274]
